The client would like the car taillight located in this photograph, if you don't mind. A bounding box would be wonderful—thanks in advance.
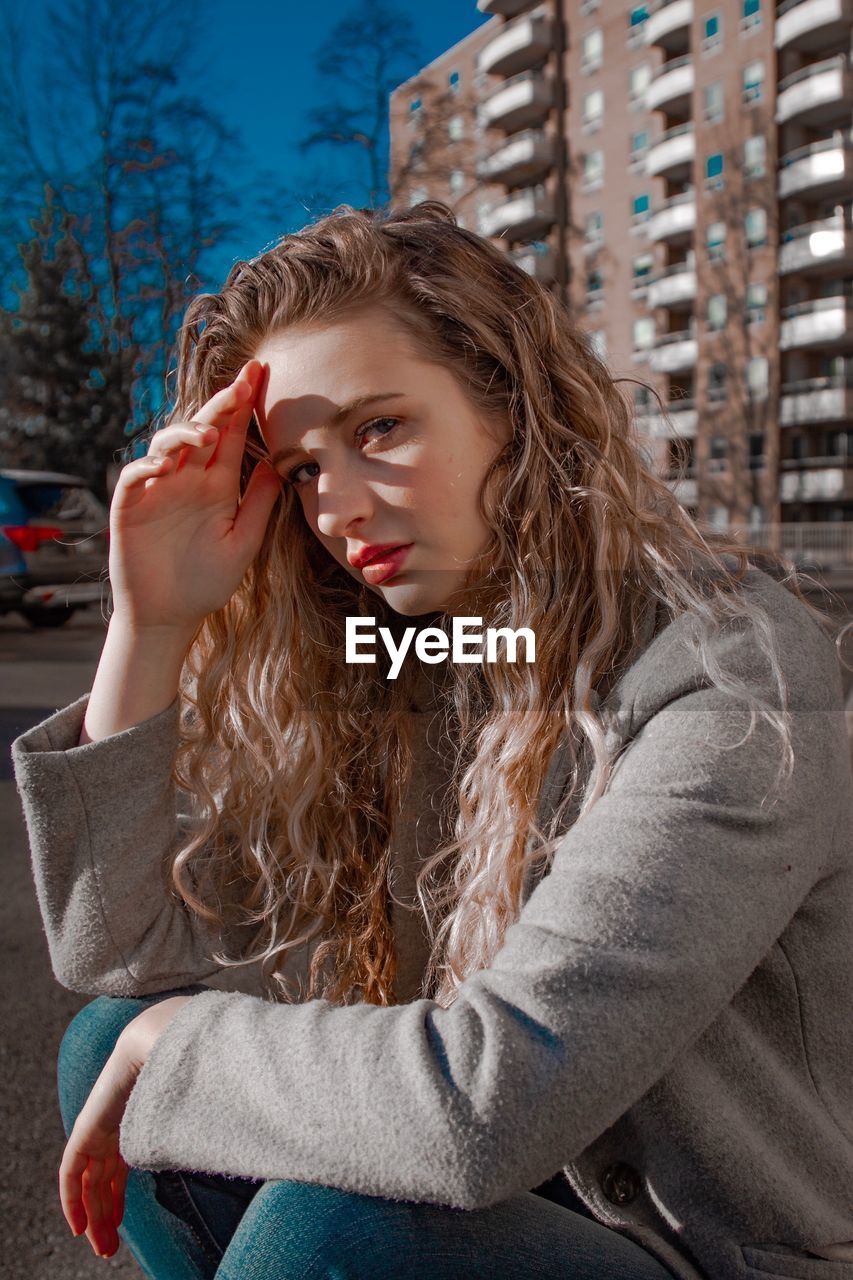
[2,525,64,552]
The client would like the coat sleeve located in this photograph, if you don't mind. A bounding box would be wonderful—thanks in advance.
[117,658,850,1209]
[11,692,261,997]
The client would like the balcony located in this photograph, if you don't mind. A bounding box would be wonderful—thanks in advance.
[780,374,853,425]
[778,211,853,275]
[648,330,698,372]
[479,186,555,240]
[509,243,556,281]
[478,8,553,78]
[644,0,693,50]
[776,54,853,128]
[478,68,554,131]
[476,128,555,184]
[645,55,694,113]
[730,520,853,567]
[646,190,696,243]
[778,131,853,199]
[646,262,697,308]
[775,0,853,52]
[779,295,853,348]
[477,0,538,14]
[780,463,853,503]
[637,401,698,437]
[645,122,695,181]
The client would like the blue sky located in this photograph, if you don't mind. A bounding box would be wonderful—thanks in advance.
[194,1,492,279]
[17,0,490,285]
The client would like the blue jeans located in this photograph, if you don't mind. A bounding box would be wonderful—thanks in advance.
[57,987,679,1280]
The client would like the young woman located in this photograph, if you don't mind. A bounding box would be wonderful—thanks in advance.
[12,201,853,1280]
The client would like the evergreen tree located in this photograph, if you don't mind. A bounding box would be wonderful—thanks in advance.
[0,189,120,500]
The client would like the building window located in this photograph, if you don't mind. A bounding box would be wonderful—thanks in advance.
[410,186,429,206]
[583,88,604,130]
[708,366,728,403]
[580,0,601,14]
[707,294,727,330]
[589,329,607,360]
[633,252,654,280]
[741,0,761,29]
[746,281,767,323]
[581,28,604,72]
[449,70,460,93]
[747,358,769,400]
[705,152,725,190]
[706,220,726,260]
[583,149,604,189]
[702,81,724,122]
[585,210,604,243]
[628,3,648,44]
[631,192,651,220]
[745,207,767,247]
[409,97,422,115]
[630,130,649,160]
[449,169,465,194]
[448,114,464,142]
[748,432,766,469]
[701,12,722,51]
[629,63,652,102]
[709,432,728,466]
[634,317,655,350]
[742,60,764,104]
[634,383,654,411]
[709,504,729,528]
[586,269,604,298]
[744,134,766,178]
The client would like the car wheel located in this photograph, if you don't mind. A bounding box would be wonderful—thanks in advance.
[20,605,77,628]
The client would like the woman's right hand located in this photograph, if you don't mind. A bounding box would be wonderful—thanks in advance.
[108,360,283,636]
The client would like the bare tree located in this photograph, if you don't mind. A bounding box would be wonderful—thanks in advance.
[298,0,421,210]
[388,69,484,213]
[0,0,247,489]
[696,103,781,529]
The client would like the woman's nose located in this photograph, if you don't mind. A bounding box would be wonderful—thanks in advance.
[315,468,375,540]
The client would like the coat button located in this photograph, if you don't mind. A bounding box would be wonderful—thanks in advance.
[600,1162,642,1205]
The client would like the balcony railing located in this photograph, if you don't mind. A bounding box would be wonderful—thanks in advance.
[781,373,853,393]
[779,128,853,168]
[728,520,853,568]
[650,52,692,81]
[777,51,848,94]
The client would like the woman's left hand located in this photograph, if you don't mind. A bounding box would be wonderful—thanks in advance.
[59,995,193,1258]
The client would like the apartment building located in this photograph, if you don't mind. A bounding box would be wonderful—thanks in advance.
[389,0,853,530]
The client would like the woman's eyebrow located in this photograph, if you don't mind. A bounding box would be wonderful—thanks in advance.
[269,392,406,467]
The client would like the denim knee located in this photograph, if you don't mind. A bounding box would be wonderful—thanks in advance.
[57,995,144,1136]
[56,985,209,1137]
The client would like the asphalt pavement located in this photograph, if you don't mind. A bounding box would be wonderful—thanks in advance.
[1,607,142,1279]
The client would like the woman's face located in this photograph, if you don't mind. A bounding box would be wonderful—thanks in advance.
[253,307,511,618]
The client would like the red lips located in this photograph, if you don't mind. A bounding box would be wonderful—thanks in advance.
[347,543,409,570]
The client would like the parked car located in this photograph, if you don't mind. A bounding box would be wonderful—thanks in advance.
[0,469,110,628]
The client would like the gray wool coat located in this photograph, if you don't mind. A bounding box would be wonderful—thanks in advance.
[11,564,853,1280]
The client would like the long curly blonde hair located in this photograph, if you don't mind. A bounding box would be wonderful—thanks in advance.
[152,200,842,1010]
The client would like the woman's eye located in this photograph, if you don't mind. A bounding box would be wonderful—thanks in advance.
[357,416,400,447]
[286,418,401,488]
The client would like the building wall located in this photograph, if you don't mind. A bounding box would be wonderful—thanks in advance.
[389,0,853,529]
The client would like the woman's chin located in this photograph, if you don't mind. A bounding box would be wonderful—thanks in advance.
[366,568,473,619]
